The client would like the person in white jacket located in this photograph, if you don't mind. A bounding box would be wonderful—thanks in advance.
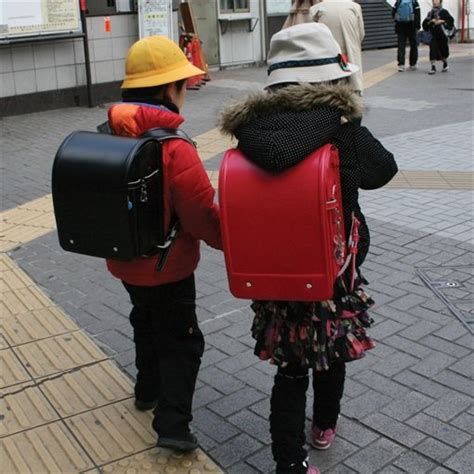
[310,0,365,94]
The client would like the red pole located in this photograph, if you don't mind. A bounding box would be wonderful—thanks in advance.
[460,0,465,42]
[80,0,87,12]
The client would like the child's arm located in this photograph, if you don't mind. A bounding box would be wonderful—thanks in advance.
[168,141,222,250]
[354,126,398,190]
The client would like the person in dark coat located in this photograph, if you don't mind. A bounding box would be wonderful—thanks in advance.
[219,23,397,474]
[392,0,421,71]
[423,0,455,74]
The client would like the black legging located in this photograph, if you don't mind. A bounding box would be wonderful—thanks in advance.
[270,360,346,470]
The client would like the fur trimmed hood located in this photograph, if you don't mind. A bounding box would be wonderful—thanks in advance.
[219,83,363,137]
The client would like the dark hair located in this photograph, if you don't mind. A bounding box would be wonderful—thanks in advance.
[122,79,187,100]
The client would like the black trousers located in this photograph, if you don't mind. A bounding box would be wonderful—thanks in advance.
[123,274,204,437]
[397,23,418,66]
[271,360,346,471]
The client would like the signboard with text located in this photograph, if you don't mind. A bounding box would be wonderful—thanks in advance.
[138,0,172,39]
[0,0,81,39]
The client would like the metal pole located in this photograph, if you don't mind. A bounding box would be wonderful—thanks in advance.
[80,0,93,107]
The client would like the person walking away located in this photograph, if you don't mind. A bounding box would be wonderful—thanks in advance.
[392,0,421,71]
[106,35,222,451]
[282,0,319,28]
[310,0,365,94]
[219,23,397,474]
[422,0,455,74]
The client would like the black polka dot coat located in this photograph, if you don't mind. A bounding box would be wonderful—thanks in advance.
[219,83,398,268]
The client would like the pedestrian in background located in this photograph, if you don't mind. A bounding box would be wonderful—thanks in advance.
[282,0,319,28]
[422,0,455,74]
[220,23,397,474]
[392,0,421,71]
[310,0,365,94]
[106,35,222,451]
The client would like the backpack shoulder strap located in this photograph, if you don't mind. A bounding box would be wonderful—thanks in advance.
[141,127,197,148]
[96,122,196,148]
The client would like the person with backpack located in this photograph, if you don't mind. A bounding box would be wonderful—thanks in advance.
[422,0,455,74]
[219,23,397,474]
[106,36,222,451]
[392,0,421,71]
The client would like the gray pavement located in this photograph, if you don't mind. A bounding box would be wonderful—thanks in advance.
[2,45,473,473]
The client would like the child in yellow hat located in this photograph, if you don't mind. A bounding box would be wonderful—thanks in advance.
[106,35,222,451]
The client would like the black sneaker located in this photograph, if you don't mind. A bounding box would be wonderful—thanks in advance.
[428,65,436,75]
[442,62,449,72]
[134,398,158,411]
[157,433,198,451]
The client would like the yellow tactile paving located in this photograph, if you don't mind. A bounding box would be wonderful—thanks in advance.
[14,331,108,379]
[0,348,32,389]
[2,285,54,316]
[0,421,95,473]
[86,447,223,474]
[1,306,79,346]
[41,361,133,418]
[0,385,59,437]
[65,399,156,465]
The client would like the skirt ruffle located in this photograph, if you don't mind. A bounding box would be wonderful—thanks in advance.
[251,280,376,371]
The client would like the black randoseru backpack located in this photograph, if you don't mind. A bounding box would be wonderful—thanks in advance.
[52,126,194,267]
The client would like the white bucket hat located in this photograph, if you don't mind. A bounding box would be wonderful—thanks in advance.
[266,23,359,89]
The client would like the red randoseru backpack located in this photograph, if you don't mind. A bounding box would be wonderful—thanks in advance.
[219,144,349,302]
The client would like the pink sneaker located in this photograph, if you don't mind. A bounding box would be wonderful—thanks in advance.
[307,465,320,474]
[311,426,336,450]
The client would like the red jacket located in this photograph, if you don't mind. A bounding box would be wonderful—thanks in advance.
[106,102,221,286]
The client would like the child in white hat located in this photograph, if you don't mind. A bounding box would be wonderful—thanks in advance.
[220,23,397,474]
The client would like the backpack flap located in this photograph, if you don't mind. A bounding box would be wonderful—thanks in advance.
[52,131,163,260]
[219,144,346,301]
[396,0,415,22]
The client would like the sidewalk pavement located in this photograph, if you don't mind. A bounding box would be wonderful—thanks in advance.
[1,44,473,473]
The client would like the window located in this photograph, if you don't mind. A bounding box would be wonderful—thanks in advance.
[86,0,137,16]
[220,0,250,13]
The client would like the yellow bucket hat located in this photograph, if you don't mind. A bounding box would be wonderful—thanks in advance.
[122,35,204,89]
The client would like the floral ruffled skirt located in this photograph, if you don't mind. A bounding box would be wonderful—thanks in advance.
[251,279,375,371]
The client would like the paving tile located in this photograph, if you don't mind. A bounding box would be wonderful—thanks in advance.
[1,306,79,347]
[65,399,156,464]
[363,412,426,447]
[344,438,405,472]
[209,387,266,417]
[407,413,471,448]
[14,331,108,379]
[40,361,133,417]
[0,385,59,437]
[449,412,474,433]
[393,371,450,398]
[423,391,472,422]
[343,390,393,419]
[414,437,456,463]
[1,421,94,472]
[444,440,474,473]
[354,370,409,397]
[245,446,274,473]
[338,417,380,447]
[87,447,223,473]
[433,369,474,397]
[0,348,32,389]
[381,391,433,422]
[210,433,262,468]
[192,407,240,443]
[228,409,271,445]
[371,351,418,378]
[393,451,437,473]
[198,366,245,395]
[411,352,457,378]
